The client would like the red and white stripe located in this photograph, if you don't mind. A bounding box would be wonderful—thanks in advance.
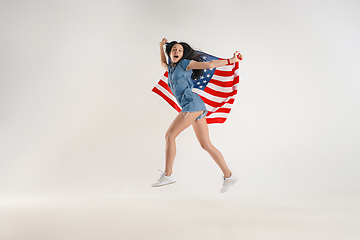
[152,61,240,124]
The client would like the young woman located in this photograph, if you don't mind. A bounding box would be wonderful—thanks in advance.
[151,38,243,193]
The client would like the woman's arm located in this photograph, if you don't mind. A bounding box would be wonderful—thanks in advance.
[159,38,168,70]
[187,51,243,70]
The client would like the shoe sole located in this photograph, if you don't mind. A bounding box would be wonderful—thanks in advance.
[151,181,176,187]
[220,177,239,193]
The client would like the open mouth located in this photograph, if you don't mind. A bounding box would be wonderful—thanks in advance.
[174,55,179,60]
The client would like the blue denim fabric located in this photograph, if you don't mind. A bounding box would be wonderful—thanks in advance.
[168,59,207,120]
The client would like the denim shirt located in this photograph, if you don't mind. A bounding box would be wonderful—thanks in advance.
[167,59,194,98]
[166,59,208,119]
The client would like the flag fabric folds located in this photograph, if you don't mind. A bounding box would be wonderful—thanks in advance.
[152,52,240,124]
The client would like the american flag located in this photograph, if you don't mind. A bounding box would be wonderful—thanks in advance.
[152,52,240,124]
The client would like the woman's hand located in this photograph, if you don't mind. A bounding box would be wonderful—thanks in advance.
[159,38,169,70]
[159,38,168,47]
[231,51,243,62]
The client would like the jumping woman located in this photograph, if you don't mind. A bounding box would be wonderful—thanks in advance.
[151,38,243,193]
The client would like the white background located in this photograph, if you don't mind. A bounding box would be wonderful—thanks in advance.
[0,0,359,239]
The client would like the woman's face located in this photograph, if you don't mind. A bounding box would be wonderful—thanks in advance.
[170,44,183,63]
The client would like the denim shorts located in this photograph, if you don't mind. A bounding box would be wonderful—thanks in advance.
[177,88,208,121]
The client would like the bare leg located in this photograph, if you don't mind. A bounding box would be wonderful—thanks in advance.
[192,117,232,178]
[164,111,203,176]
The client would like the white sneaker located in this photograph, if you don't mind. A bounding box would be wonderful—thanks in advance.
[220,172,239,193]
[151,171,176,187]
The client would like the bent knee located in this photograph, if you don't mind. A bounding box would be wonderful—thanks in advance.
[165,131,176,141]
[200,142,213,152]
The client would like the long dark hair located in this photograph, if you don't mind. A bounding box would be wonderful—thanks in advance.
[165,41,204,80]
